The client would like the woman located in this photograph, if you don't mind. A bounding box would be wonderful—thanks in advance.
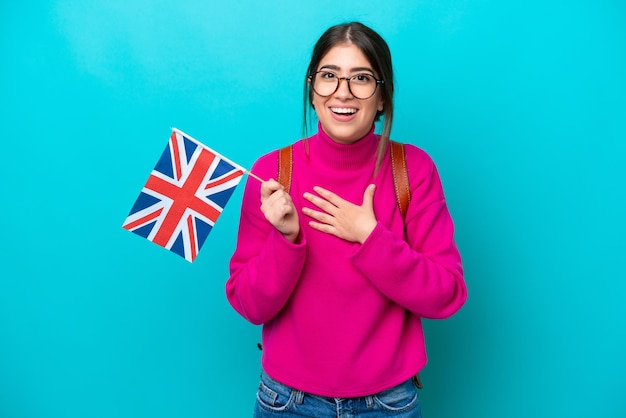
[226,22,467,417]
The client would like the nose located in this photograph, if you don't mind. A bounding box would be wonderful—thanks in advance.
[334,77,353,99]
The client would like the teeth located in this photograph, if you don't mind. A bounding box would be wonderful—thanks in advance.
[331,107,357,114]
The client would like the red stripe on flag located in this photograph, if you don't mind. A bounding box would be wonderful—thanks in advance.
[204,169,244,190]
[122,207,164,230]
[187,215,197,261]
[171,131,183,181]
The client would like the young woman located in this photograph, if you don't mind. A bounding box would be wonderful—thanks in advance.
[226,22,467,417]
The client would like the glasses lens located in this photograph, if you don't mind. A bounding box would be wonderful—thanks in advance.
[349,74,377,99]
[312,72,338,97]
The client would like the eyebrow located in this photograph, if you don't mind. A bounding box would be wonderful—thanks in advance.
[319,64,375,74]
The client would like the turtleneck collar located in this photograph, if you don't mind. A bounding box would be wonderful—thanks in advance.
[310,122,379,171]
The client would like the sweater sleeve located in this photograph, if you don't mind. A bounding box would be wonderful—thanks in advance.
[351,146,467,319]
[225,153,307,325]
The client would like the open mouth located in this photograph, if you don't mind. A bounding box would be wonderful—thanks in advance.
[330,107,358,115]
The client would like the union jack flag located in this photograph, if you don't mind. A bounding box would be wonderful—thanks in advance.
[123,128,245,262]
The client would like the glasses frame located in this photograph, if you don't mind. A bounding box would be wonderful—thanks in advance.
[308,71,385,100]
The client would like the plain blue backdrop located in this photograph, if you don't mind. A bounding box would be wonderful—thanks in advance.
[1,1,625,417]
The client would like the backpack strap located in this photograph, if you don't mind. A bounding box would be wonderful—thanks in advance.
[277,145,293,193]
[390,140,410,220]
[277,142,410,219]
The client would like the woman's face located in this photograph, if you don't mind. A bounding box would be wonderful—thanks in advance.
[310,43,384,144]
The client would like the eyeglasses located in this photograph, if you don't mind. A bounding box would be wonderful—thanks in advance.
[308,71,384,100]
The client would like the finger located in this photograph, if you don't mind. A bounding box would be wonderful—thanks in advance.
[277,202,295,219]
[261,179,284,199]
[302,207,334,225]
[265,189,291,206]
[261,192,293,217]
[312,186,342,206]
[264,199,295,225]
[303,192,338,214]
[362,184,376,211]
[261,187,292,212]
[308,220,336,235]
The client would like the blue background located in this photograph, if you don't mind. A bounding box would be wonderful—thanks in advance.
[1,1,625,417]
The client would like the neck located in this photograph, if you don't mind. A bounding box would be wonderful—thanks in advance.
[309,123,379,171]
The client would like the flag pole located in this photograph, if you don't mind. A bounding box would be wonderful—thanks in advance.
[245,170,265,183]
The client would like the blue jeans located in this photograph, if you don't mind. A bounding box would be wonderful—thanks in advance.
[254,371,423,417]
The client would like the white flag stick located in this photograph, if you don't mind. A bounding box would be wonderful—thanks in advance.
[244,170,265,183]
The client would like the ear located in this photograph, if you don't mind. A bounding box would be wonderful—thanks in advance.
[377,98,384,112]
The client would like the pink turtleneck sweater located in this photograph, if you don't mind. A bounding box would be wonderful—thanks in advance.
[226,125,466,398]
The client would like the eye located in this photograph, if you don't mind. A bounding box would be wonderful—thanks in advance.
[319,71,337,80]
[352,73,374,84]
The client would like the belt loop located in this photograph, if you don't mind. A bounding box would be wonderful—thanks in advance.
[365,395,374,408]
[294,390,304,405]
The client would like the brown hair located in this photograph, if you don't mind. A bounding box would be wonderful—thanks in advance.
[303,22,394,171]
